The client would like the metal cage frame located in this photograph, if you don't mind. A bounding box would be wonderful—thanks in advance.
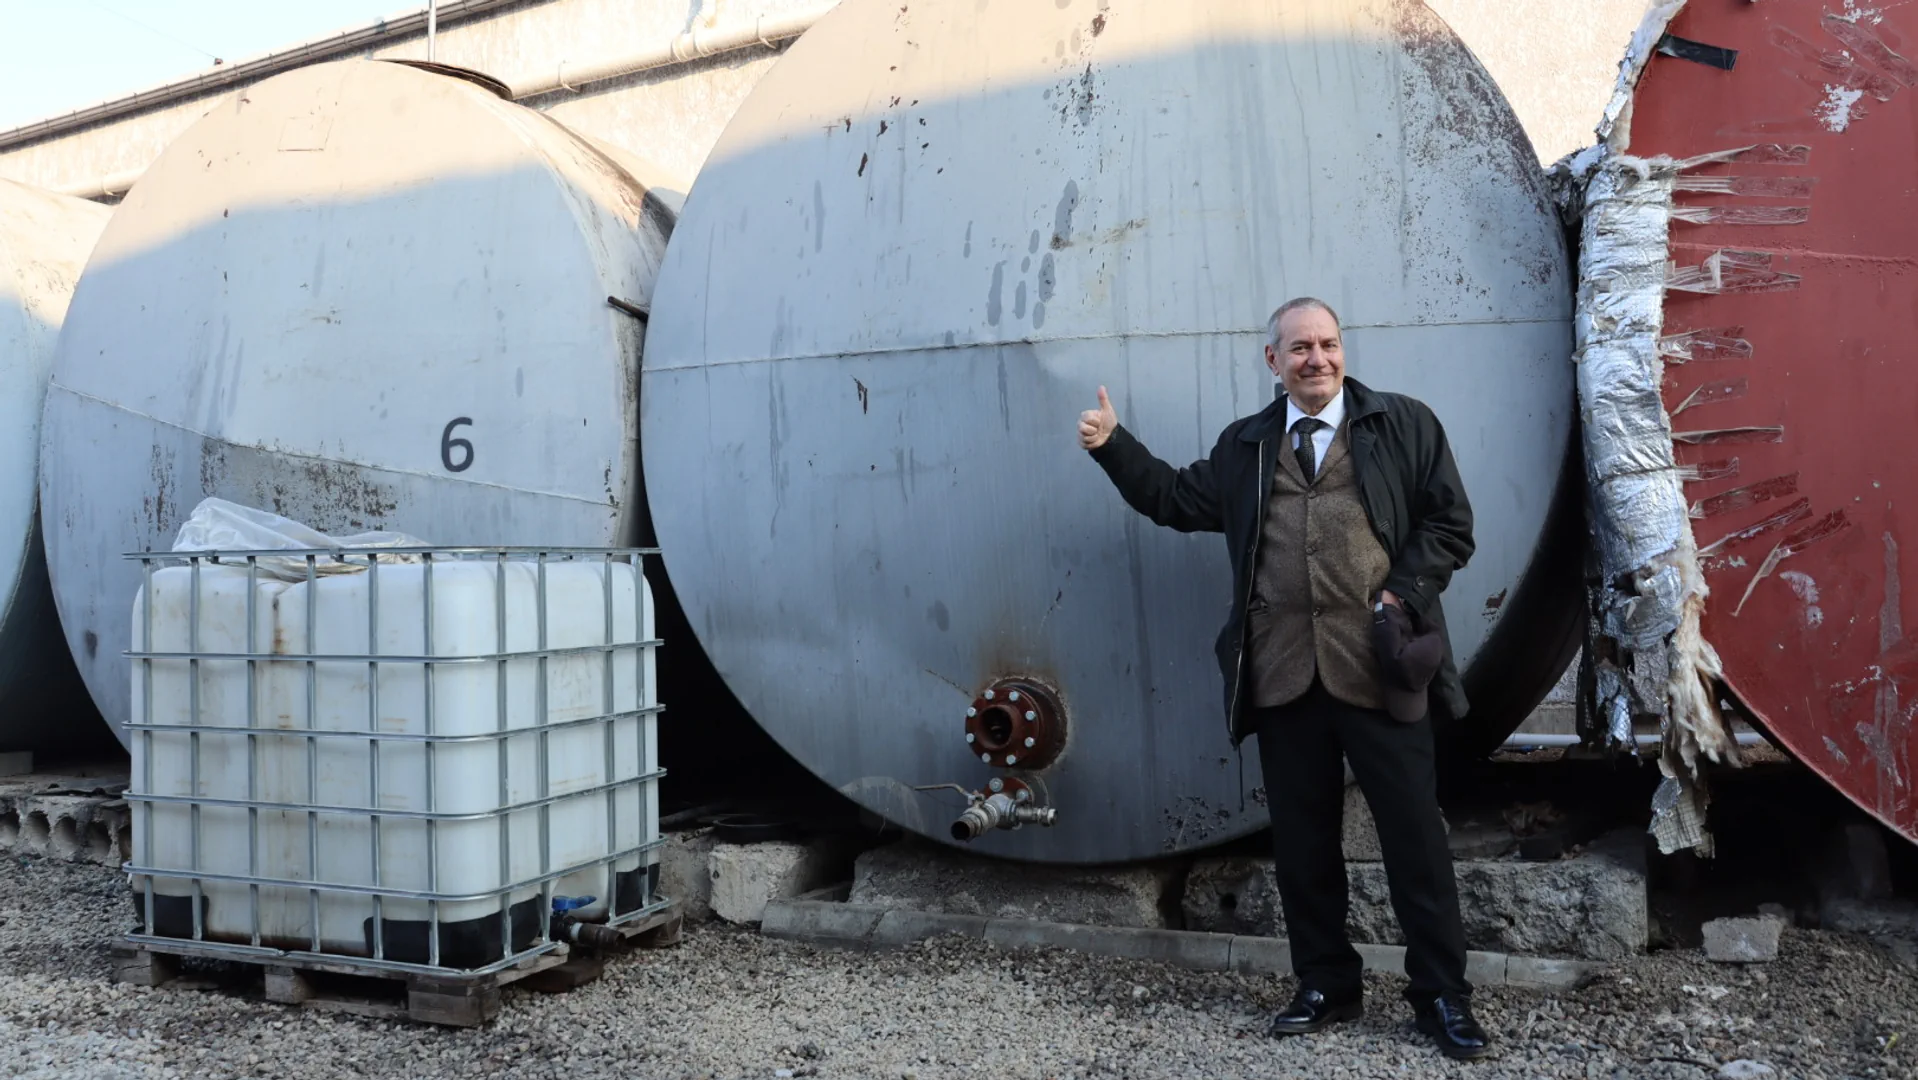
[120,545,669,978]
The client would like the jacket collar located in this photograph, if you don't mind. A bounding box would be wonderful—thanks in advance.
[1239,375,1384,443]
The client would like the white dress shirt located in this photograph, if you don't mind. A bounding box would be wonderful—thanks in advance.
[1285,387,1346,464]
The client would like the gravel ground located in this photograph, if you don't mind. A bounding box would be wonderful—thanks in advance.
[1,856,1914,1080]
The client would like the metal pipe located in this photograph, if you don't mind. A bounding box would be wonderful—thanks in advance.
[1500,731,1770,748]
[43,6,836,201]
[427,0,439,63]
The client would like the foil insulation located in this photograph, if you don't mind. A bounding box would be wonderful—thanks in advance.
[1565,145,1749,857]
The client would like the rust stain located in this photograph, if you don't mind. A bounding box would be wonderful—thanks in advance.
[1091,13,1106,35]
[853,376,870,414]
[1483,589,1506,615]
[857,152,869,177]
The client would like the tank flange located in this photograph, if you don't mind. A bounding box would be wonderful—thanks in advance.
[964,678,1066,771]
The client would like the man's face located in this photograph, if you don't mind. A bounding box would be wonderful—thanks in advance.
[1264,306,1344,414]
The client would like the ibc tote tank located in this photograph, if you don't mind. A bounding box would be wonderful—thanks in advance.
[0,179,110,752]
[40,59,674,746]
[640,0,1586,863]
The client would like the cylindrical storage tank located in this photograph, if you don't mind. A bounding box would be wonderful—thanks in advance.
[641,0,1583,863]
[0,179,111,752]
[41,59,671,745]
[1624,1,1918,845]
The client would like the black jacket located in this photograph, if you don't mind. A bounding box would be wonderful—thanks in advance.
[1087,376,1475,744]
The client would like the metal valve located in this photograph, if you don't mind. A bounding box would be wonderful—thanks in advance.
[914,778,1057,842]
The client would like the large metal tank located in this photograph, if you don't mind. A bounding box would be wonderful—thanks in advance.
[41,59,672,745]
[641,0,1583,862]
[0,179,110,752]
[1625,0,1918,845]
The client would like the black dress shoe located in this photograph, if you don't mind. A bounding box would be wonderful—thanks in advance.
[1266,987,1362,1036]
[1414,994,1492,1060]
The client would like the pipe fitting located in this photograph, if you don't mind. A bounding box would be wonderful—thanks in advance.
[963,677,1066,770]
[946,779,1057,841]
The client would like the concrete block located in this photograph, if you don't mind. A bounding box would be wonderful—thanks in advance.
[1350,944,1509,987]
[1342,785,1508,862]
[981,920,1234,970]
[658,828,718,923]
[1819,897,1918,938]
[1184,829,1647,960]
[1227,935,1291,975]
[760,900,885,945]
[709,839,854,925]
[1703,916,1784,963]
[0,791,131,866]
[850,839,1179,929]
[1356,942,1406,975]
[1506,956,1604,991]
[1466,950,1509,987]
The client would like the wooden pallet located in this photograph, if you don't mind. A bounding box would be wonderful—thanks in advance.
[111,906,682,1026]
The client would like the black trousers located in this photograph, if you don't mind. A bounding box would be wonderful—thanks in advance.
[1253,677,1469,1003]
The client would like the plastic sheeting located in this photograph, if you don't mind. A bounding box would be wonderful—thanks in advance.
[169,497,429,580]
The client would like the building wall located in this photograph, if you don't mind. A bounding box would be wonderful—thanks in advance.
[0,0,1653,200]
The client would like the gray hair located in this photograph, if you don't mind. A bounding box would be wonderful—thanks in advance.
[1265,297,1341,347]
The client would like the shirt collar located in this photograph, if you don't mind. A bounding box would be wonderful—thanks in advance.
[1285,386,1347,433]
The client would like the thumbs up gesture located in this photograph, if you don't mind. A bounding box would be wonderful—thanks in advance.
[1078,386,1118,450]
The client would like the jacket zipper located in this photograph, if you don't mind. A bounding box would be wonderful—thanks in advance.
[1227,436,1266,745]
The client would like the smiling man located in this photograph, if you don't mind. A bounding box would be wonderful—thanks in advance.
[1075,297,1488,1061]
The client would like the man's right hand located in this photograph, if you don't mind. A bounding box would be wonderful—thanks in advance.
[1078,386,1118,450]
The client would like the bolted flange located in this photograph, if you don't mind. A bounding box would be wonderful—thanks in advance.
[963,677,1066,771]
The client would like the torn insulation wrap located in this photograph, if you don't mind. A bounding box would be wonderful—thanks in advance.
[1570,150,1741,857]
[1596,0,1687,149]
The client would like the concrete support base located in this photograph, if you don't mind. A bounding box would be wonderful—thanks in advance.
[761,895,1605,992]
[1184,828,1648,961]
[0,773,130,866]
[659,828,719,923]
[709,837,859,924]
[848,839,1181,929]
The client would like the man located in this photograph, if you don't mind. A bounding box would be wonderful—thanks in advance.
[1076,297,1490,1061]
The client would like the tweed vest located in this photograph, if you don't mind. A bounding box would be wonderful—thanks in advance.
[1246,420,1393,710]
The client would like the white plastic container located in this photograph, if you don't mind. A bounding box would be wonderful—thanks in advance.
[127,550,660,970]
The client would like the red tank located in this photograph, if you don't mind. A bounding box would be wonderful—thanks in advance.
[1628,0,1918,843]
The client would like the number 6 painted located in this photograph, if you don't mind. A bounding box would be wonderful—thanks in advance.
[441,417,474,472]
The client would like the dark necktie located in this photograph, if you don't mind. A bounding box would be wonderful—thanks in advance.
[1293,416,1324,482]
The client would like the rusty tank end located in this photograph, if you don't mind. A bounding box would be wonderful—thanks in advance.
[1627,0,1918,844]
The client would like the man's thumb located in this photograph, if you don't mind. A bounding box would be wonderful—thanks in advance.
[1097,385,1113,414]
